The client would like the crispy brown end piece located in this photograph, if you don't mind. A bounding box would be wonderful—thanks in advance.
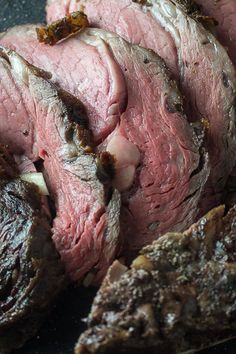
[75,205,236,354]
[36,11,89,45]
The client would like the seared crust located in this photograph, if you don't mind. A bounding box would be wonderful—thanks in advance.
[0,146,66,353]
[76,205,236,353]
[36,11,89,45]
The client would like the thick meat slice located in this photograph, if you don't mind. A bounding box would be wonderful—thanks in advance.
[1,26,128,145]
[0,47,120,283]
[46,0,236,213]
[1,27,208,251]
[194,0,236,66]
[0,145,65,353]
[75,205,236,354]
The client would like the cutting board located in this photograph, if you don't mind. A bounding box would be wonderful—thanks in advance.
[0,1,235,353]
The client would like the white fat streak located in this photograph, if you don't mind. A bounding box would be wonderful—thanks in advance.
[79,29,117,66]
[7,50,30,85]
[79,29,107,49]
[144,0,181,46]
[80,28,117,45]
[20,172,49,195]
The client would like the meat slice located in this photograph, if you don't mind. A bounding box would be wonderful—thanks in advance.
[0,46,120,283]
[0,27,208,251]
[0,26,127,145]
[0,145,65,354]
[46,0,236,213]
[194,0,236,66]
[75,204,236,354]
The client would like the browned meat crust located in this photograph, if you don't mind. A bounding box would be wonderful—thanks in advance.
[0,146,66,353]
[76,205,236,353]
[36,11,88,45]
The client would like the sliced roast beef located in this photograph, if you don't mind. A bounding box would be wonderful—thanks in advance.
[191,0,236,199]
[0,26,127,145]
[0,46,120,283]
[46,0,236,213]
[0,144,65,353]
[194,0,236,66]
[1,26,208,251]
[75,205,236,354]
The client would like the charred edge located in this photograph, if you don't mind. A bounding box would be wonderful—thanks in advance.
[63,121,92,151]
[196,15,218,29]
[173,0,201,16]
[30,64,52,81]
[0,47,11,66]
[132,0,149,4]
[58,89,89,129]
[0,181,66,351]
[96,152,116,185]
[0,257,21,306]
[36,11,89,46]
[174,0,218,28]
[0,145,19,179]
[190,118,208,148]
[104,186,114,206]
[76,125,93,151]
[132,0,153,7]
[59,89,94,150]
[143,58,150,64]
[58,90,94,153]
[222,72,230,88]
[190,147,206,179]
[181,186,200,206]
[96,152,116,205]
[59,88,116,200]
[165,95,183,114]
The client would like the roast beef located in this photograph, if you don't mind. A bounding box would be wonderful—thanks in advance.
[46,0,236,213]
[0,144,65,353]
[0,46,120,283]
[191,0,236,199]
[0,26,208,252]
[194,0,236,66]
[75,204,236,354]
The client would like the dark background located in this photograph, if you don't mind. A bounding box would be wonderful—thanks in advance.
[0,1,236,353]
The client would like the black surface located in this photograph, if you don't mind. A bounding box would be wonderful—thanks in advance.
[1,0,236,353]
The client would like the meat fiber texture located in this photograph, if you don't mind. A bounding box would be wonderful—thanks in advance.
[194,0,236,67]
[192,0,236,188]
[0,145,65,353]
[0,47,121,284]
[1,26,208,252]
[46,0,236,214]
[75,205,236,354]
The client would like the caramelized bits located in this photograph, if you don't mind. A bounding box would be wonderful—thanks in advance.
[36,12,89,46]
